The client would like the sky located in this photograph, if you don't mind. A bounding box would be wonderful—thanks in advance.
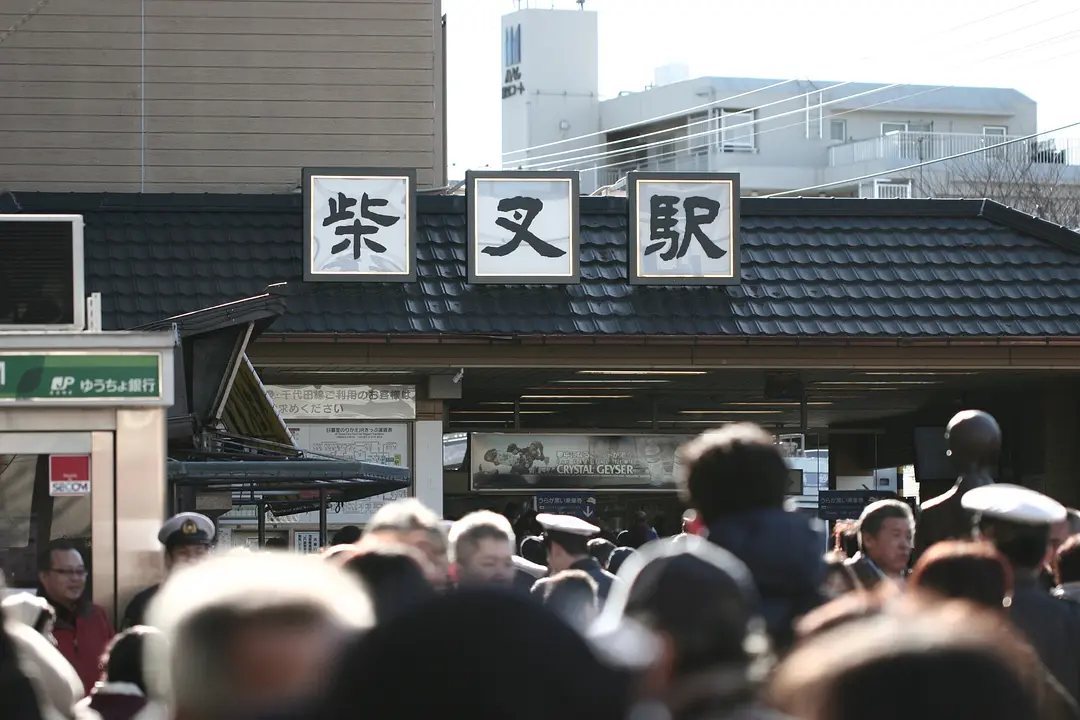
[440,0,1077,175]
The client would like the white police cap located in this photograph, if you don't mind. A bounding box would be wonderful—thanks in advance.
[961,483,1067,526]
[158,512,216,546]
[536,513,600,537]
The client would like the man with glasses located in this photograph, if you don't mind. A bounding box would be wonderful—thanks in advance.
[37,538,114,695]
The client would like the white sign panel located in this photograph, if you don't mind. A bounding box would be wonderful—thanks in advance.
[290,423,411,526]
[628,172,741,286]
[467,171,580,284]
[265,385,416,420]
[303,168,416,282]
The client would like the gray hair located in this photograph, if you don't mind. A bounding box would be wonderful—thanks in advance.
[146,552,373,718]
[368,498,442,535]
[447,511,515,564]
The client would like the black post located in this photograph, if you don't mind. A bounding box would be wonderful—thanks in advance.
[318,490,328,548]
[257,500,266,548]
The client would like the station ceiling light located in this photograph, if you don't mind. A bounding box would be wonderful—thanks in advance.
[477,401,594,406]
[725,401,833,407]
[813,380,941,386]
[576,370,709,376]
[520,394,633,400]
[554,379,672,384]
[678,409,785,415]
[451,410,557,415]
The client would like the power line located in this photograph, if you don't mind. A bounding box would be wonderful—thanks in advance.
[503,0,1045,160]
[765,119,1080,198]
[534,27,1080,172]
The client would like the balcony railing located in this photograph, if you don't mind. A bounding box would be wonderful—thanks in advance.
[829,131,1080,168]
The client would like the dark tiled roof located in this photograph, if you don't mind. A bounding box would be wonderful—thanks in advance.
[7,192,1080,337]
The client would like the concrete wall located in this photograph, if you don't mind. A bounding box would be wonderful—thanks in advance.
[0,0,444,192]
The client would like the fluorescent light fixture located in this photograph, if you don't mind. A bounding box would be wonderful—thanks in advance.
[451,410,557,415]
[520,395,633,400]
[725,402,833,407]
[858,371,978,376]
[678,410,784,415]
[813,381,940,386]
[576,370,708,376]
[268,369,412,375]
[554,379,670,384]
[476,401,593,406]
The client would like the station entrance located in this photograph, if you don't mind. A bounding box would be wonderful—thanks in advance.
[0,331,174,623]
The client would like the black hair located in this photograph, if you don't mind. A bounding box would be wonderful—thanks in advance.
[857,500,914,550]
[587,538,616,567]
[341,548,435,623]
[607,547,635,574]
[676,424,790,524]
[520,535,546,566]
[981,518,1051,570]
[0,604,44,720]
[545,531,589,558]
[37,539,81,573]
[331,526,363,546]
[103,626,165,693]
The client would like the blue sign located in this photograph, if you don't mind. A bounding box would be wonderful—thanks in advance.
[817,490,900,521]
[536,492,597,521]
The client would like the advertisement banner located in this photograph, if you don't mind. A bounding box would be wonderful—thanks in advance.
[470,433,693,492]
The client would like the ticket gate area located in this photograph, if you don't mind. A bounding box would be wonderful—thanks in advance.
[0,331,175,625]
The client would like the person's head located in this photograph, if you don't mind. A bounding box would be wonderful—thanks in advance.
[857,500,914,576]
[1046,518,1073,570]
[340,544,435,623]
[1056,534,1080,585]
[964,484,1067,572]
[535,570,599,630]
[100,626,167,694]
[771,599,1039,720]
[447,511,516,587]
[37,540,87,607]
[908,540,1012,611]
[1066,509,1080,536]
[821,553,858,599]
[538,514,601,574]
[147,552,373,720]
[318,589,634,720]
[363,499,449,589]
[832,520,859,558]
[160,513,215,572]
[607,547,635,574]
[520,535,546,567]
[331,526,362,546]
[593,535,770,703]
[588,538,617,567]
[1,593,55,639]
[676,424,790,524]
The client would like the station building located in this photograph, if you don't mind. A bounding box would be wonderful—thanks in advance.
[7,180,1080,548]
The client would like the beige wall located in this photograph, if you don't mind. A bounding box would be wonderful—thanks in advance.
[0,0,444,192]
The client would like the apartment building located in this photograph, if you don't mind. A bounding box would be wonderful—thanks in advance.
[0,0,446,192]
[501,7,1080,202]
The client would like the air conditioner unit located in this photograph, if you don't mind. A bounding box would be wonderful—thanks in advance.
[0,214,85,331]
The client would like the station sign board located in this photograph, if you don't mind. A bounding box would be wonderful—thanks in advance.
[535,491,598,520]
[0,352,163,405]
[817,490,902,521]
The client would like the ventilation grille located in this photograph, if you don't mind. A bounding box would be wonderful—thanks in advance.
[0,220,76,326]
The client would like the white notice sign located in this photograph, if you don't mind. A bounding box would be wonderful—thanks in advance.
[266,385,416,420]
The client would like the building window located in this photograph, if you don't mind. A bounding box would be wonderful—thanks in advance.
[829,119,847,142]
[688,112,710,155]
[714,108,756,152]
[881,122,907,135]
[983,126,1008,136]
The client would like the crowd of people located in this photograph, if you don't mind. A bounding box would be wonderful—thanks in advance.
[6,420,1080,719]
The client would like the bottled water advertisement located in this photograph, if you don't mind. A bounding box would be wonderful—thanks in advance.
[469,433,693,491]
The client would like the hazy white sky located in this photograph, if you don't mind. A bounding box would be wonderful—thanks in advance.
[441,0,1076,175]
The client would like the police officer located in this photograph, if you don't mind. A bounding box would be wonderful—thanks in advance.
[120,512,215,629]
[537,513,617,603]
[963,483,1080,703]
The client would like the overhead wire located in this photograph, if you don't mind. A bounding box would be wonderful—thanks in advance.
[535,23,1080,173]
[503,0,1051,163]
[579,38,1080,180]
[765,119,1080,197]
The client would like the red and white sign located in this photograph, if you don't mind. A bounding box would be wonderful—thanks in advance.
[49,454,91,497]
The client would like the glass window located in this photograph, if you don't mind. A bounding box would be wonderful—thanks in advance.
[983,126,1008,136]
[830,119,847,141]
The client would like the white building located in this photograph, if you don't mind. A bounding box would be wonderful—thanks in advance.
[500,6,1080,202]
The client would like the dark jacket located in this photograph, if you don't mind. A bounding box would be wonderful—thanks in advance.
[1009,571,1080,703]
[120,585,160,630]
[707,508,826,653]
[77,682,168,720]
[40,591,114,696]
[843,552,887,591]
[569,557,617,604]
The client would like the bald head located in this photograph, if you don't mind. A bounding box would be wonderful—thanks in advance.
[946,410,1001,475]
